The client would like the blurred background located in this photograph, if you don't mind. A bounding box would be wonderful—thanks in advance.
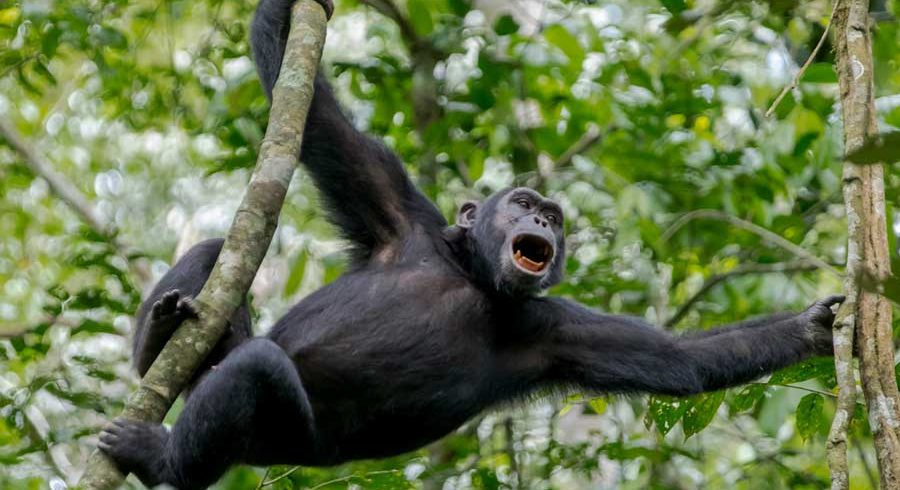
[1,0,899,488]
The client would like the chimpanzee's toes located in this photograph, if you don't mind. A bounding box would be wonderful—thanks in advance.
[151,289,182,320]
[176,296,199,319]
[151,289,198,322]
[99,418,170,487]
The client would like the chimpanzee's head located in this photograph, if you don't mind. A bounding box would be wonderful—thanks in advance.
[456,187,565,296]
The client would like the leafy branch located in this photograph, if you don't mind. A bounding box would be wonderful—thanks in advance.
[662,209,842,277]
[665,260,823,328]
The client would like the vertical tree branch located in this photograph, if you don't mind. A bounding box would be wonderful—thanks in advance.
[76,1,327,488]
[828,0,900,487]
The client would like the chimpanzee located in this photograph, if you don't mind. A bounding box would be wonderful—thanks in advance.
[98,0,844,487]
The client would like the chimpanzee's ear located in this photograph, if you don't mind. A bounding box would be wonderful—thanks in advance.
[456,201,478,229]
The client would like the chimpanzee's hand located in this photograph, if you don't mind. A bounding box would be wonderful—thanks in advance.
[798,295,845,355]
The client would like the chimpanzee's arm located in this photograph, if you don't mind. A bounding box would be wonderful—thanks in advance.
[251,0,446,262]
[522,296,841,396]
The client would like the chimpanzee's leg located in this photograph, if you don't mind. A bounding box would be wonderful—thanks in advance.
[133,238,252,390]
[100,339,317,489]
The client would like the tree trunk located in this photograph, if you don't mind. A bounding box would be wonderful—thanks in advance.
[829,0,900,488]
[76,1,328,488]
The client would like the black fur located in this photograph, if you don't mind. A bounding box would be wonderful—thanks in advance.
[99,1,844,487]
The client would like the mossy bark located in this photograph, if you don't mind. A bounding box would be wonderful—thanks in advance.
[828,0,899,488]
[76,2,327,488]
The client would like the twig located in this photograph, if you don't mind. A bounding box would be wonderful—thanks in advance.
[308,470,400,490]
[661,209,842,277]
[853,437,879,490]
[360,0,421,48]
[765,3,838,118]
[750,382,839,399]
[258,466,300,488]
[665,261,821,328]
[532,124,606,190]
[255,468,271,490]
[555,124,603,168]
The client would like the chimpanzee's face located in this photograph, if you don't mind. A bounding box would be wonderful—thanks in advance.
[456,187,565,296]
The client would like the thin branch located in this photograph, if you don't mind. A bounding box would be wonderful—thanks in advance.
[359,0,421,49]
[765,3,838,118]
[0,119,110,237]
[532,124,606,190]
[308,470,401,490]
[555,124,603,168]
[854,437,879,490]
[255,468,272,490]
[661,209,842,277]
[258,466,301,488]
[750,382,839,399]
[76,1,328,487]
[665,260,822,328]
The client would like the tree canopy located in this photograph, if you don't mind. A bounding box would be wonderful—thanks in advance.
[1,0,900,488]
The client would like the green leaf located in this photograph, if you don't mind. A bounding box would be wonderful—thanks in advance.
[283,250,308,296]
[800,63,837,83]
[795,393,824,440]
[468,155,484,181]
[682,391,725,438]
[845,131,900,164]
[407,0,434,37]
[659,0,687,14]
[447,0,470,16]
[729,384,767,415]
[769,357,835,385]
[92,26,128,49]
[646,395,688,436]
[493,15,519,36]
[544,25,584,68]
[71,319,118,336]
[587,397,607,415]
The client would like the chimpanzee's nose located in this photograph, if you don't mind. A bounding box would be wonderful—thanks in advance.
[534,216,548,228]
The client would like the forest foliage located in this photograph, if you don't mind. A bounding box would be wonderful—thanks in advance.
[2,0,900,488]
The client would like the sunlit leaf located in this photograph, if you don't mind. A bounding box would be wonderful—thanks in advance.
[795,393,825,440]
[407,0,433,37]
[646,395,688,436]
[543,25,584,68]
[682,391,725,438]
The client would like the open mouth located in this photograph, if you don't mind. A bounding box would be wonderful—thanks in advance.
[511,235,553,274]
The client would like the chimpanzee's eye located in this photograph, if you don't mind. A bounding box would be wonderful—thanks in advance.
[516,199,530,209]
[546,214,559,224]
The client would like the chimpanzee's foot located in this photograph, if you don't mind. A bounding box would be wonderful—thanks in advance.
[99,418,173,488]
[151,289,197,326]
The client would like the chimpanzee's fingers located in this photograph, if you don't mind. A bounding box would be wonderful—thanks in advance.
[818,295,846,309]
